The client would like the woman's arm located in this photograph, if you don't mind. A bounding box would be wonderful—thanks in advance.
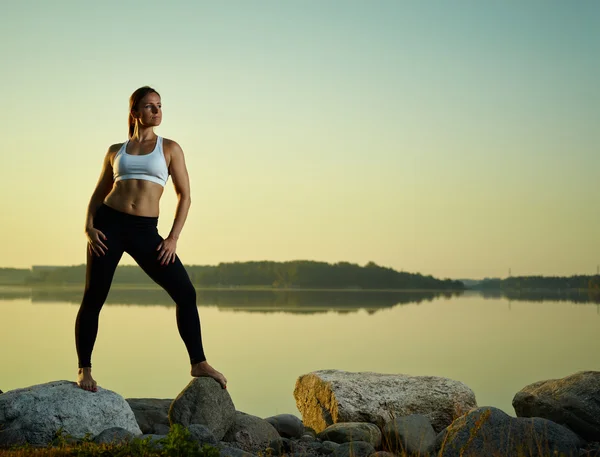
[157,140,191,265]
[85,146,117,231]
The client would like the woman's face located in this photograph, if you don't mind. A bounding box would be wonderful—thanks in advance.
[133,92,162,128]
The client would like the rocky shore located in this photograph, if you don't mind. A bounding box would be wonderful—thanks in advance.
[1,370,599,456]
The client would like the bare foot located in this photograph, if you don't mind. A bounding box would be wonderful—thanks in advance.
[77,367,98,392]
[191,361,228,389]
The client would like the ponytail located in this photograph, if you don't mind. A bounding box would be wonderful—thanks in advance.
[128,86,160,139]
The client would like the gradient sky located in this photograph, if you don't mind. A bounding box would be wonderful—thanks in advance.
[1,0,598,279]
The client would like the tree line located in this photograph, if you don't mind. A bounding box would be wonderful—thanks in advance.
[475,275,600,291]
[0,261,464,290]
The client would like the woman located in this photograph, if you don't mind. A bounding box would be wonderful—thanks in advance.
[75,86,227,392]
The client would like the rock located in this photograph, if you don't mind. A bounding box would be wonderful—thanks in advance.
[513,371,600,442]
[93,427,136,445]
[294,370,477,434]
[222,411,281,451]
[169,377,236,441]
[317,422,382,448]
[126,398,172,435]
[306,440,324,451]
[217,442,257,457]
[269,437,290,455]
[322,440,340,454]
[370,452,396,457]
[382,414,436,455]
[434,406,582,457]
[300,434,315,442]
[154,424,171,435]
[264,413,305,439]
[188,423,218,445]
[333,440,375,457]
[0,380,141,447]
[303,426,317,439]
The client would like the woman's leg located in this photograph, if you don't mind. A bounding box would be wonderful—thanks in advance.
[75,244,124,369]
[127,232,206,363]
[127,229,227,388]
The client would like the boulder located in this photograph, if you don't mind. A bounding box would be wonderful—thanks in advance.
[294,370,477,433]
[513,370,600,442]
[188,423,218,446]
[0,380,141,447]
[217,442,257,457]
[223,411,281,451]
[264,413,305,439]
[169,377,236,441]
[382,414,436,455]
[434,406,582,457]
[321,440,340,454]
[332,440,375,457]
[317,422,382,448]
[126,398,172,435]
[93,427,136,445]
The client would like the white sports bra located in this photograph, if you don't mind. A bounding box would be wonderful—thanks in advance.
[113,136,169,187]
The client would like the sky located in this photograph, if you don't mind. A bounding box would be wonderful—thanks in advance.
[0,0,598,280]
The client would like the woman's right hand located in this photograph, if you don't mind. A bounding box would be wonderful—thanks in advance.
[86,227,108,256]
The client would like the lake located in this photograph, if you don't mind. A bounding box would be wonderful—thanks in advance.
[1,286,598,420]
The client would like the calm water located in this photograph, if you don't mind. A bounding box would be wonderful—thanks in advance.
[1,286,599,419]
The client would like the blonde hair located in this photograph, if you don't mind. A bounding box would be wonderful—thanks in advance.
[128,86,160,139]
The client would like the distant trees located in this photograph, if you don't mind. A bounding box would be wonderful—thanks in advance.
[3,261,465,290]
[476,275,600,291]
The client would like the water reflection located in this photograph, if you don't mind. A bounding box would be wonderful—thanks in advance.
[478,288,600,304]
[1,287,598,314]
[0,286,462,314]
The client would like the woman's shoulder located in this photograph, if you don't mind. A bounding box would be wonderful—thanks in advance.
[161,137,181,149]
[108,142,126,154]
[161,137,184,156]
[103,142,126,164]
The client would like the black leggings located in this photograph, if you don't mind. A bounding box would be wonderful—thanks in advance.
[75,203,206,368]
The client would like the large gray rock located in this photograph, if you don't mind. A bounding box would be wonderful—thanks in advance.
[264,414,305,439]
[0,380,141,447]
[223,411,281,451]
[126,398,172,434]
[317,422,382,448]
[168,377,236,441]
[513,370,600,443]
[294,370,477,433]
[382,414,436,455]
[434,406,582,457]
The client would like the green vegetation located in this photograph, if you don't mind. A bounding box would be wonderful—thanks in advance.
[0,268,30,286]
[0,424,221,457]
[0,261,464,291]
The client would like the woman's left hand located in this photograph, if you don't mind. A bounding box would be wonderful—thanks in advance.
[157,237,178,265]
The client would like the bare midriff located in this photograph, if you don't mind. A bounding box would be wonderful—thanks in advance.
[103,179,164,217]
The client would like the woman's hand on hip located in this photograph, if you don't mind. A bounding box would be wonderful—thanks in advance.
[157,237,177,265]
[86,227,108,256]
